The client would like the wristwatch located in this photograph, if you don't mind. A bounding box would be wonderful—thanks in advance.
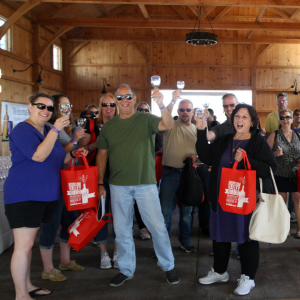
[171,101,176,105]
[71,139,77,145]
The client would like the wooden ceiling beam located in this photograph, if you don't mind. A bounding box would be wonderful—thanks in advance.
[109,5,132,17]
[213,6,233,21]
[170,6,190,20]
[267,7,293,22]
[97,4,111,16]
[37,18,300,31]
[68,41,90,60]
[67,35,300,44]
[290,8,300,20]
[10,0,300,8]
[247,7,266,39]
[0,0,41,40]
[39,4,74,17]
[256,44,274,60]
[138,5,158,37]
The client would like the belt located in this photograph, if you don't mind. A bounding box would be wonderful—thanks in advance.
[197,163,210,169]
[163,166,183,172]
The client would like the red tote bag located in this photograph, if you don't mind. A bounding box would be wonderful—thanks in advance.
[61,152,98,211]
[68,208,112,251]
[218,152,256,215]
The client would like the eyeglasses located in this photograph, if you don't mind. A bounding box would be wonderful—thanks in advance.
[178,108,192,112]
[102,102,116,108]
[280,116,292,120]
[138,108,149,113]
[32,103,55,112]
[223,103,236,109]
[116,94,133,101]
[294,113,300,116]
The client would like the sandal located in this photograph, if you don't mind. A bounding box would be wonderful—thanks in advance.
[29,288,52,297]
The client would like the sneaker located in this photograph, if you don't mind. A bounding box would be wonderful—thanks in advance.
[140,228,151,240]
[58,260,84,271]
[234,274,255,295]
[93,237,97,245]
[42,268,67,282]
[166,269,180,285]
[236,245,240,259]
[181,243,196,253]
[101,253,112,269]
[110,273,134,287]
[112,252,119,269]
[199,268,229,285]
[291,211,297,223]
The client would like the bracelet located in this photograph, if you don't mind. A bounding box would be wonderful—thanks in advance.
[171,101,176,105]
[87,144,91,152]
[70,151,76,159]
[51,126,60,134]
[159,105,165,110]
[98,183,104,186]
[71,139,77,145]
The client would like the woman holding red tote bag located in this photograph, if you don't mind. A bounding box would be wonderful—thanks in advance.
[196,104,277,296]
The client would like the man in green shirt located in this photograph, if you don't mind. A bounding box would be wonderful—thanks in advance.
[97,84,179,287]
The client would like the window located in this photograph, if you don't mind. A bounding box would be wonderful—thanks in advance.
[53,44,62,71]
[0,16,12,52]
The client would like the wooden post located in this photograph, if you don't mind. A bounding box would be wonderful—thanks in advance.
[251,43,257,109]
[147,42,152,107]
[32,24,41,93]
[62,39,69,95]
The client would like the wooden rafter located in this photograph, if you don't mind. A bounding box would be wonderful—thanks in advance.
[109,5,132,17]
[68,41,90,60]
[170,6,190,20]
[0,0,41,40]
[97,4,111,16]
[39,3,74,17]
[213,6,233,21]
[247,7,266,39]
[129,42,148,61]
[138,4,158,37]
[267,7,292,22]
[256,44,274,60]
[39,25,73,57]
[37,18,300,31]
[290,8,300,20]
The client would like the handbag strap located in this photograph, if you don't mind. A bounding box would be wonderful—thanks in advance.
[232,151,251,170]
[259,167,278,195]
[68,151,90,170]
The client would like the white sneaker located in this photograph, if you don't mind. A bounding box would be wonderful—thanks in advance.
[234,274,255,295]
[100,253,112,269]
[140,228,151,240]
[199,268,229,285]
[112,252,119,269]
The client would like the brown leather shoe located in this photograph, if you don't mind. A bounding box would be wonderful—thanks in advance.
[58,260,84,271]
[42,268,67,282]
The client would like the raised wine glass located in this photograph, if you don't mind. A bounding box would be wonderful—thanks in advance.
[151,75,161,98]
[195,108,204,119]
[177,80,185,99]
[59,103,71,127]
[76,118,87,129]
[202,102,210,119]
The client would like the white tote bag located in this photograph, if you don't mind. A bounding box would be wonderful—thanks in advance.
[249,167,290,244]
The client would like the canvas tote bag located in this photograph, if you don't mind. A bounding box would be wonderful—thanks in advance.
[249,167,290,244]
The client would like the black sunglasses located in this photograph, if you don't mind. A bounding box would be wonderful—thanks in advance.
[32,103,55,112]
[116,94,133,101]
[280,116,292,120]
[223,103,236,109]
[138,108,149,113]
[102,103,116,108]
[178,108,192,112]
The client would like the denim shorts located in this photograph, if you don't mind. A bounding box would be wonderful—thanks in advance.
[5,200,57,229]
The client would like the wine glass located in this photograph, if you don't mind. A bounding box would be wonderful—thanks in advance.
[195,108,204,119]
[59,103,71,127]
[202,102,210,119]
[76,118,86,129]
[177,80,185,99]
[151,75,161,88]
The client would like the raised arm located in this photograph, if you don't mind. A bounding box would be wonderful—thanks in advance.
[166,90,181,114]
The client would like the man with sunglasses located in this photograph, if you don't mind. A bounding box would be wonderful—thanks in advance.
[206,93,238,142]
[160,98,199,254]
[265,93,289,138]
[97,84,179,287]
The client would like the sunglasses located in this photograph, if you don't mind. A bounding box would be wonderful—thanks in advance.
[138,108,149,113]
[223,103,236,109]
[32,103,55,112]
[178,108,192,112]
[280,116,292,120]
[116,94,133,101]
[102,103,116,108]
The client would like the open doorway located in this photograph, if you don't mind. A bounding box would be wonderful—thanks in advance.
[152,90,252,124]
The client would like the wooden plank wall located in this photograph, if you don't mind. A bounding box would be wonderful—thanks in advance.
[0,3,65,155]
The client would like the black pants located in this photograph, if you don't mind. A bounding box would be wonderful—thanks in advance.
[213,240,259,279]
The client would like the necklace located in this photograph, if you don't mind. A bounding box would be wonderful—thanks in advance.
[231,139,244,153]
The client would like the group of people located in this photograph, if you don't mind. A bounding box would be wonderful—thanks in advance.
[3,84,300,299]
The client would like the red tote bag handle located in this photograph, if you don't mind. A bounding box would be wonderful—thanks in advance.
[68,151,90,170]
[232,151,251,170]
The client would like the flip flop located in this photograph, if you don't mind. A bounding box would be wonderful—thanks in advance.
[29,288,52,297]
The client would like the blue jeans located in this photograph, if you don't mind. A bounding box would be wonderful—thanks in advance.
[159,167,193,245]
[110,184,174,277]
[39,197,78,249]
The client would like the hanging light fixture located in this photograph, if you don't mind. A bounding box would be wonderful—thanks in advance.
[292,80,298,95]
[102,78,110,94]
[13,63,43,85]
[186,6,218,46]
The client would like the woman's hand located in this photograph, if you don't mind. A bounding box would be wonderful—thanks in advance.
[53,115,70,131]
[73,128,86,142]
[195,116,207,130]
[235,148,245,162]
[274,146,283,157]
[76,147,89,156]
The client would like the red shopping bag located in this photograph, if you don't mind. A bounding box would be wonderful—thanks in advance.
[68,207,112,251]
[218,152,256,215]
[61,152,98,211]
[155,148,163,183]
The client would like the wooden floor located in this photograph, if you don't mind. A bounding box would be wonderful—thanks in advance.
[1,208,300,300]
